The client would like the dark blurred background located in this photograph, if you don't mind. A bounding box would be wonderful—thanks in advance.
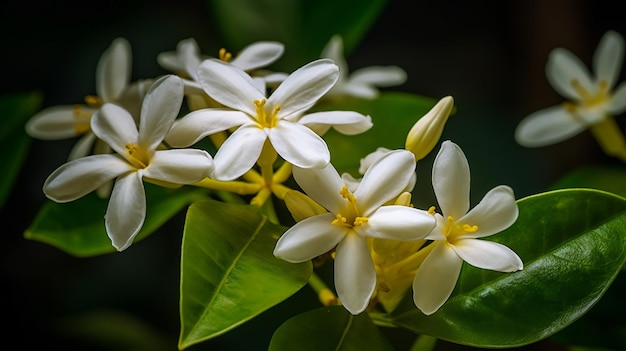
[2,0,626,350]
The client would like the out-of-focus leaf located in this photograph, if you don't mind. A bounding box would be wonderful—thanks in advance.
[550,164,626,198]
[389,189,626,348]
[0,91,41,209]
[178,199,311,349]
[207,0,388,71]
[24,184,208,257]
[268,306,395,351]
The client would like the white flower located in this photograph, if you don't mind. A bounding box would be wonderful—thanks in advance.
[166,58,371,181]
[42,75,213,251]
[412,140,522,315]
[25,38,150,161]
[515,30,626,147]
[320,34,407,100]
[273,149,436,314]
[341,147,416,193]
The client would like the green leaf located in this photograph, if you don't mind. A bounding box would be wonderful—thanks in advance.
[0,91,42,209]
[207,0,388,71]
[389,189,626,348]
[318,92,438,173]
[178,199,312,349]
[550,164,626,198]
[268,306,395,351]
[24,184,207,257]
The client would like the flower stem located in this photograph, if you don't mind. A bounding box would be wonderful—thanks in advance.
[590,115,626,162]
[308,272,339,307]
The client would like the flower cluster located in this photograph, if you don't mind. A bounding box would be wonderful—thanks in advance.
[27,35,523,318]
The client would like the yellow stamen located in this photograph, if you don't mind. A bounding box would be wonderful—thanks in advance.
[444,215,479,238]
[125,143,150,169]
[218,48,232,62]
[72,105,92,134]
[84,95,104,108]
[253,98,281,128]
[427,206,436,215]
[570,79,609,107]
[332,213,348,226]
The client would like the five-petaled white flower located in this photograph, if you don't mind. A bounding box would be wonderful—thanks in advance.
[25,38,151,160]
[42,75,213,252]
[515,30,626,149]
[166,58,371,181]
[273,149,436,315]
[320,34,407,101]
[412,140,523,315]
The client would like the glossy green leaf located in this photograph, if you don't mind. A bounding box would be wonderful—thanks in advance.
[207,0,388,71]
[268,306,395,351]
[24,184,208,257]
[389,189,626,348]
[318,92,438,173]
[550,164,626,198]
[0,91,41,209]
[178,199,312,349]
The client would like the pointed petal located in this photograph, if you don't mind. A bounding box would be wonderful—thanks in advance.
[105,172,145,251]
[137,75,184,150]
[230,41,284,71]
[267,121,330,168]
[197,59,264,114]
[330,82,379,99]
[273,213,345,262]
[143,149,212,184]
[269,59,339,116]
[546,48,594,101]
[453,239,523,272]
[91,103,138,157]
[334,233,376,314]
[457,185,518,239]
[355,149,416,213]
[166,109,250,147]
[212,125,266,180]
[43,154,133,202]
[321,35,349,75]
[412,242,463,315]
[515,105,587,147]
[292,162,345,214]
[25,105,96,139]
[593,30,624,88]
[297,111,373,135]
[608,81,626,115]
[432,141,470,218]
[96,38,131,102]
[351,66,407,86]
[360,206,435,240]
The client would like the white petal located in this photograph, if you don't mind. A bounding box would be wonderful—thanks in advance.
[143,149,212,184]
[25,105,96,139]
[457,185,518,239]
[360,206,435,240]
[608,82,626,115]
[412,242,463,315]
[105,172,145,251]
[297,111,372,135]
[137,75,184,150]
[321,35,348,75]
[292,162,345,214]
[230,41,284,71]
[68,133,97,160]
[268,121,330,168]
[514,105,587,147]
[432,141,470,219]
[350,66,407,86]
[593,30,624,88]
[96,38,131,102]
[355,149,415,213]
[453,239,523,272]
[197,59,264,114]
[546,48,594,101]
[269,59,339,116]
[330,82,379,99]
[212,125,266,180]
[166,109,251,147]
[334,233,376,315]
[91,103,138,157]
[43,154,133,202]
[273,213,346,262]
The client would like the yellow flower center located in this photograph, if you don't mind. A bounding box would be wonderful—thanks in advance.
[71,95,104,134]
[219,48,232,62]
[125,143,150,169]
[563,79,610,119]
[254,98,281,128]
[444,215,478,242]
[331,185,368,228]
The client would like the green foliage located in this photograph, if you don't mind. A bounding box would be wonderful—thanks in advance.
[550,164,626,198]
[387,189,626,348]
[0,91,41,209]
[24,184,208,257]
[178,199,312,349]
[268,306,395,351]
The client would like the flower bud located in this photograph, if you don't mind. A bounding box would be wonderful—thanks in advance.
[405,96,454,161]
